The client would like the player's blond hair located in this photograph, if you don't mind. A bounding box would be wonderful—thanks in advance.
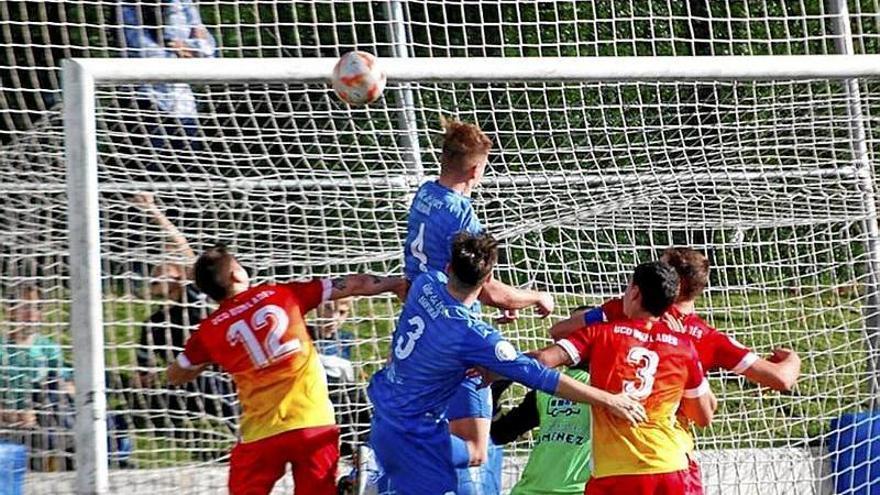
[439,116,492,173]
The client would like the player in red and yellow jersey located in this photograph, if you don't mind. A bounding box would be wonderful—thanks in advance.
[165,244,406,495]
[550,248,801,494]
[533,261,716,495]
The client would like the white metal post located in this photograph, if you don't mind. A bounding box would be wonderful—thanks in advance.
[385,0,424,178]
[829,0,880,404]
[63,59,109,495]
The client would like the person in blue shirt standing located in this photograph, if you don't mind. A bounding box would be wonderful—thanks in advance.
[403,120,555,490]
[120,0,216,173]
[369,232,646,495]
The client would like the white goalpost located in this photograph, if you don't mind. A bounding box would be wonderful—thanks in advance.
[58,54,880,495]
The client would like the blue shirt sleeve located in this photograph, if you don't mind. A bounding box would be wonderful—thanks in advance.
[457,323,560,395]
[583,306,606,326]
[121,4,166,57]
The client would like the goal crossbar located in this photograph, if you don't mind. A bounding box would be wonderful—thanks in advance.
[70,54,880,83]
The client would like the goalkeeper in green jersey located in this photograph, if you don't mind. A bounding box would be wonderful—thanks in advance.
[490,307,594,495]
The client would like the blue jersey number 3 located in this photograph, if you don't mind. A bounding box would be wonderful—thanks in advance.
[394,316,425,360]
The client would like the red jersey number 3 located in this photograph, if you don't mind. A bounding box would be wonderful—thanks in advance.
[227,304,301,368]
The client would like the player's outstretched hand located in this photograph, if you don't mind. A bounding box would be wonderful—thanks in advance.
[662,312,684,333]
[473,366,502,388]
[391,277,409,302]
[495,308,519,324]
[534,292,555,318]
[768,347,799,364]
[131,192,157,211]
[603,392,647,425]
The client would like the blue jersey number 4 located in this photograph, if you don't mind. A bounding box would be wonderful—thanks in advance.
[410,223,428,273]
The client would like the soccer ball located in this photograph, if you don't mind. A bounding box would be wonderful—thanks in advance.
[332,51,386,106]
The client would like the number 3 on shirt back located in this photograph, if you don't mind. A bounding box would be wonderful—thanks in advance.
[227,304,301,368]
[622,346,659,399]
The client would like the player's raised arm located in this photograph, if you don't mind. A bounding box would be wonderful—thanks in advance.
[462,317,645,424]
[327,274,408,301]
[740,348,801,392]
[547,313,587,341]
[661,247,802,392]
[166,326,212,386]
[167,361,209,386]
[478,278,555,318]
[132,192,196,262]
[467,335,646,426]
[679,351,715,428]
[549,299,626,340]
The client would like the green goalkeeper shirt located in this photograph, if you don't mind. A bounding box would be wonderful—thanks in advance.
[510,368,592,495]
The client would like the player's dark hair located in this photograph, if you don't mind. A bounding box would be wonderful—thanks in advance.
[632,261,680,317]
[661,247,710,301]
[194,244,236,302]
[440,118,493,173]
[449,231,499,289]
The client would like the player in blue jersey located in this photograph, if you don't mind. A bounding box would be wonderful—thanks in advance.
[403,120,555,477]
[369,232,646,495]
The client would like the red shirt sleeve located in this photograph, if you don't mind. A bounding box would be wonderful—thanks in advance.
[706,329,758,374]
[557,324,606,366]
[177,327,212,370]
[682,344,709,398]
[284,279,332,313]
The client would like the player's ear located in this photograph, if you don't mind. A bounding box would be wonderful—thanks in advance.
[631,284,642,305]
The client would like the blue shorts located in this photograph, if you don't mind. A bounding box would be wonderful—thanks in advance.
[370,414,469,495]
[446,376,492,421]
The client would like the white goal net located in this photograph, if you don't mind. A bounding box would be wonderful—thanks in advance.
[3,2,880,495]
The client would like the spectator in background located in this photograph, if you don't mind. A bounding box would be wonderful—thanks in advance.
[129,193,237,436]
[0,285,132,470]
[307,301,367,457]
[0,285,71,431]
[120,0,216,172]
[312,298,356,360]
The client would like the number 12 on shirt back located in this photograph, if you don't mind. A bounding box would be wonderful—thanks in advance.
[227,304,301,368]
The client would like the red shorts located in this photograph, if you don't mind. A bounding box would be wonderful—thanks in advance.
[228,425,339,495]
[683,457,704,495]
[585,470,687,495]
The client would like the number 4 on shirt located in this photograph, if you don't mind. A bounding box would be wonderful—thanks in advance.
[227,304,301,368]
[410,223,428,272]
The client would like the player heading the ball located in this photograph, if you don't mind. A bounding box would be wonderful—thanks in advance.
[403,119,555,473]
[165,244,406,495]
[368,232,646,495]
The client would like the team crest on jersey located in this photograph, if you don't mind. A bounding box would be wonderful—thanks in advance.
[547,397,581,417]
[495,340,517,361]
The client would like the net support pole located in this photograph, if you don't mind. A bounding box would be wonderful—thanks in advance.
[384,0,423,178]
[829,0,880,405]
[63,59,109,494]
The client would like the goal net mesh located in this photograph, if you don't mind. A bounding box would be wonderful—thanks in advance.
[3,2,880,494]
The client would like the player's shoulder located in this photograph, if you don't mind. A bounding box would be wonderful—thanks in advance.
[414,180,470,213]
[680,312,721,340]
[412,268,448,290]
